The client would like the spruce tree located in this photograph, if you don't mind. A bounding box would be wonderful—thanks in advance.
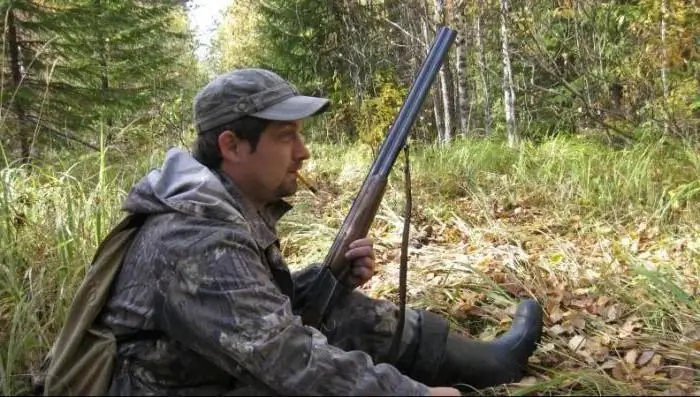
[0,0,196,161]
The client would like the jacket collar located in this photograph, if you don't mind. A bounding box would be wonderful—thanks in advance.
[215,170,293,249]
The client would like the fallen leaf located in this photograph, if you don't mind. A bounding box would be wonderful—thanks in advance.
[661,387,686,396]
[637,363,659,378]
[465,305,489,317]
[514,376,538,386]
[617,338,639,349]
[598,332,612,346]
[593,346,610,362]
[603,304,620,321]
[601,359,619,369]
[539,343,556,353]
[625,349,639,365]
[611,361,628,380]
[596,295,611,307]
[668,365,694,381]
[548,324,566,336]
[637,350,656,366]
[569,334,586,352]
[566,314,586,330]
[583,337,605,357]
[571,298,593,309]
[573,288,589,296]
[549,308,564,324]
[619,316,642,338]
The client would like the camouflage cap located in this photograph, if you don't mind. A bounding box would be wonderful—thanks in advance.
[193,68,330,133]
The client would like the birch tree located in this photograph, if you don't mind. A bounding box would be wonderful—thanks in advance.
[434,0,455,143]
[660,0,669,134]
[453,0,472,136]
[499,0,518,147]
[474,0,491,135]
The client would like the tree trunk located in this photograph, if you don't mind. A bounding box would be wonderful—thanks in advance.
[454,5,471,136]
[440,65,455,143]
[5,9,32,163]
[422,18,445,142]
[500,0,518,147]
[434,0,454,143]
[475,0,491,136]
[660,0,669,134]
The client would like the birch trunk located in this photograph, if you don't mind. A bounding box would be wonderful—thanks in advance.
[434,0,454,143]
[454,7,471,136]
[500,0,518,147]
[475,0,491,135]
[660,0,669,134]
[422,19,445,141]
[440,65,455,143]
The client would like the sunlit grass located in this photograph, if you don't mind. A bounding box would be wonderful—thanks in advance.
[1,134,699,395]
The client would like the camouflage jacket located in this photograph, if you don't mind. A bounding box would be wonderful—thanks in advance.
[98,148,430,396]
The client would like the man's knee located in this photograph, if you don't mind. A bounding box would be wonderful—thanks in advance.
[323,290,420,362]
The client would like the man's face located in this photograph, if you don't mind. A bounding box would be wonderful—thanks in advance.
[226,119,311,204]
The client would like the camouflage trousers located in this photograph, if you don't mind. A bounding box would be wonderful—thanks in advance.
[226,289,420,396]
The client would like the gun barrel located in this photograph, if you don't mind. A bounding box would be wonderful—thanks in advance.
[298,26,457,328]
[371,26,457,177]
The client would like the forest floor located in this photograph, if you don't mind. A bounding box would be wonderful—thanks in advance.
[281,138,700,396]
[1,136,699,395]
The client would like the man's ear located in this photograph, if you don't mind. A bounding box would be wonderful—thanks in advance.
[218,129,247,164]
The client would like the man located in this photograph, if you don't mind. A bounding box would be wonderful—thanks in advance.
[98,68,543,396]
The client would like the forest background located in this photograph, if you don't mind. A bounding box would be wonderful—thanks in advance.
[0,0,698,395]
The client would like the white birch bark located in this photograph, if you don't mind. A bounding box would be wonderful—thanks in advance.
[454,5,471,136]
[435,0,453,143]
[660,0,669,134]
[422,18,445,141]
[500,0,518,147]
[475,0,491,135]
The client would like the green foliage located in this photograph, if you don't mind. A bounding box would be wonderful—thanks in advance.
[1,127,699,395]
[207,0,408,144]
[0,0,198,162]
[234,0,335,94]
[357,73,408,149]
[501,0,699,142]
[0,0,699,394]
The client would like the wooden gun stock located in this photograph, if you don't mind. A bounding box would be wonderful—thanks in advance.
[299,26,457,329]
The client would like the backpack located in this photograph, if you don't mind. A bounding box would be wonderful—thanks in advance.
[32,213,147,396]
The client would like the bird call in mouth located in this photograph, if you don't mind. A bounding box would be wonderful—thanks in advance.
[296,172,318,195]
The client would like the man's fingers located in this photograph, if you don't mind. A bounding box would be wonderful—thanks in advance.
[345,245,374,260]
[344,238,376,289]
[351,266,373,280]
[348,238,373,250]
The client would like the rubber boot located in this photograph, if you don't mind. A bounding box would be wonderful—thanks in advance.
[395,299,543,390]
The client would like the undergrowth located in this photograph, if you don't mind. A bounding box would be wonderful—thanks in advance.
[1,135,698,395]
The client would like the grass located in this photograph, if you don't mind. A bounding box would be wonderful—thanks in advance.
[1,134,699,395]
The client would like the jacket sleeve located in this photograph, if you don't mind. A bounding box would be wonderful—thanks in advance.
[154,223,431,396]
[290,263,325,310]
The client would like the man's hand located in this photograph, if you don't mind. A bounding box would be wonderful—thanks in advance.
[344,238,376,288]
[429,387,462,396]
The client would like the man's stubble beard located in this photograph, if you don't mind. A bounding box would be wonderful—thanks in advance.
[274,177,298,199]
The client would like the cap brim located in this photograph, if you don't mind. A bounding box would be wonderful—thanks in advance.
[251,95,330,121]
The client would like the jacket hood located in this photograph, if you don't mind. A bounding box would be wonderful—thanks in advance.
[122,148,243,223]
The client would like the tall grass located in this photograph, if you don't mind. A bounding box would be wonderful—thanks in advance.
[0,143,168,394]
[304,135,699,227]
[1,134,698,395]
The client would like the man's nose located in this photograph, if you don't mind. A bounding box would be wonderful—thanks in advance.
[295,138,311,160]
